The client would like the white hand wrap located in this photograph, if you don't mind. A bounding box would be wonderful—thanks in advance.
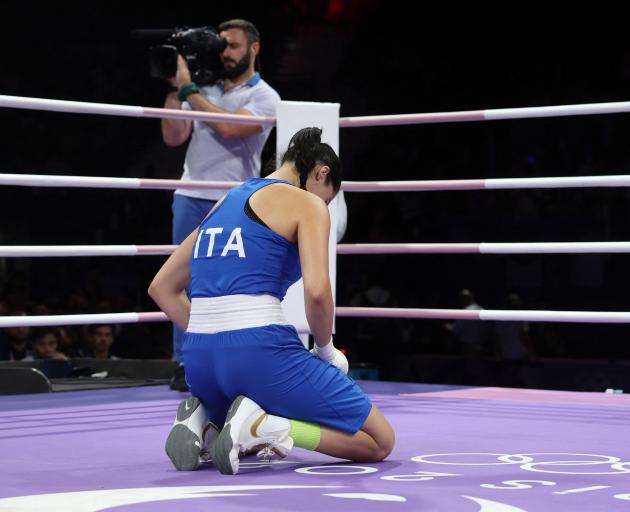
[311,339,349,375]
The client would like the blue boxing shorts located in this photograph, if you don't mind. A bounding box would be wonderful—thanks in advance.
[182,324,372,433]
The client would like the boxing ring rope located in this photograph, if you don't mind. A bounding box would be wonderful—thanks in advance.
[335,242,630,254]
[337,102,630,126]
[0,246,176,257]
[4,308,630,329]
[335,308,630,324]
[3,94,630,331]
[3,242,630,257]
[0,312,168,328]
[0,95,275,126]
[4,94,630,126]
[3,172,630,192]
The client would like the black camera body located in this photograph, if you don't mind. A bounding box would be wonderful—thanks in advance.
[146,26,227,86]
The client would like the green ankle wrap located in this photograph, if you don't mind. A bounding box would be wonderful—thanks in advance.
[289,419,321,450]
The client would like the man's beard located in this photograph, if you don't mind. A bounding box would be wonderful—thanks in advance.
[223,49,251,80]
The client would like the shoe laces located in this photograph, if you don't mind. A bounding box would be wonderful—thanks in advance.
[240,436,283,461]
[256,446,275,461]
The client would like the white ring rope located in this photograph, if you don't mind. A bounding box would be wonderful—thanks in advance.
[3,308,630,328]
[4,94,630,127]
[3,172,630,192]
[336,308,630,324]
[337,242,630,254]
[0,312,167,328]
[3,242,630,258]
[338,101,630,127]
[0,173,238,190]
[3,95,630,330]
[0,95,275,126]
[0,246,175,257]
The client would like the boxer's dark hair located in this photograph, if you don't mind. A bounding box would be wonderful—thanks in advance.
[281,127,342,191]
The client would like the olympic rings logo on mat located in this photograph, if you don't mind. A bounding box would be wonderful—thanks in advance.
[3,455,630,511]
[292,453,630,508]
[410,452,630,475]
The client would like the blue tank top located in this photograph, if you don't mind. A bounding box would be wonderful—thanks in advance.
[189,178,301,300]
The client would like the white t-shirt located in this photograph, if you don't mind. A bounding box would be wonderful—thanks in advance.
[176,73,280,200]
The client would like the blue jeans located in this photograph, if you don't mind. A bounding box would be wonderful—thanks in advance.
[171,194,217,362]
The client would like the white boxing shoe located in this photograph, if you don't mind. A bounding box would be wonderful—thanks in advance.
[165,396,219,470]
[210,395,294,475]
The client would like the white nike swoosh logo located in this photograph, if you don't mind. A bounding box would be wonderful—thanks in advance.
[185,402,191,411]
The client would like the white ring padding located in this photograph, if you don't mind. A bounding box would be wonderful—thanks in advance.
[6,172,630,193]
[5,308,630,327]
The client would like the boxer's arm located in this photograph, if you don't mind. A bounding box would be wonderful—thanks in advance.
[298,194,348,374]
[298,194,333,347]
[148,228,197,331]
[148,197,226,330]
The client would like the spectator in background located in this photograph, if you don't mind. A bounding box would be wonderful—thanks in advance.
[0,300,8,350]
[447,289,488,357]
[492,292,533,361]
[349,274,397,366]
[444,289,488,384]
[32,302,78,358]
[32,327,68,360]
[0,310,34,361]
[86,324,118,359]
[492,292,534,387]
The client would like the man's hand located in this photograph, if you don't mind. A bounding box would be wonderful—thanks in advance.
[169,54,193,89]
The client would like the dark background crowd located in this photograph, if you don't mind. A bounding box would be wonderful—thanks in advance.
[2,2,630,389]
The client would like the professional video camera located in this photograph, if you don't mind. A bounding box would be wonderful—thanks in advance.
[131,26,227,86]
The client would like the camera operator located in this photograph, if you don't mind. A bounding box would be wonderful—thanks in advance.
[161,19,280,367]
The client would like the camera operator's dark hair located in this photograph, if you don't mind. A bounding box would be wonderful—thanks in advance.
[218,19,260,44]
[281,127,342,192]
